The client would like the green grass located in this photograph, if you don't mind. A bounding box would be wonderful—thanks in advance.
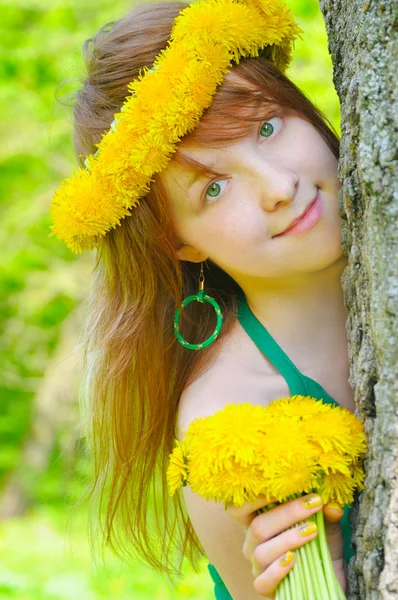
[0,506,213,600]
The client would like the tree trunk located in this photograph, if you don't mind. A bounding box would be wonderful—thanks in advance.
[318,0,398,598]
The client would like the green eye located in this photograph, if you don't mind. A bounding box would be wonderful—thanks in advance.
[207,182,221,197]
[260,121,274,138]
[204,180,227,204]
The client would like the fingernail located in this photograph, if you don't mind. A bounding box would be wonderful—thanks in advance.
[302,494,322,509]
[280,550,294,567]
[298,521,318,536]
[325,502,343,512]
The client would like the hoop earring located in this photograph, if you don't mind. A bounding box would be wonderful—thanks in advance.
[173,262,223,350]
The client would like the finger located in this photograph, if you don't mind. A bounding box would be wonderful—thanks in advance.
[250,520,318,574]
[226,494,278,529]
[245,493,323,551]
[323,502,344,522]
[253,550,296,598]
[324,519,343,561]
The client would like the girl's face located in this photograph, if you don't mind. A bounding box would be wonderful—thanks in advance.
[161,107,343,286]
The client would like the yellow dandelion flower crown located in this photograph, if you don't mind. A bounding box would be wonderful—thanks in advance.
[50,0,303,253]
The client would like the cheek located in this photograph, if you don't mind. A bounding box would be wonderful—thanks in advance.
[305,134,338,181]
[169,209,196,245]
[318,145,338,177]
[201,208,265,251]
[289,120,338,180]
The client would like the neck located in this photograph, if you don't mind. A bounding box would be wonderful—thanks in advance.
[239,255,349,350]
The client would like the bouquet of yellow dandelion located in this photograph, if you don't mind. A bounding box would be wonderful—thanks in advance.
[167,395,367,600]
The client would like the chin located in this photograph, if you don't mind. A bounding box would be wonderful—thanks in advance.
[290,241,344,275]
[307,223,344,265]
[309,248,345,273]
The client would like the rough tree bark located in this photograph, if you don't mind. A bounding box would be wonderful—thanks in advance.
[318,0,398,598]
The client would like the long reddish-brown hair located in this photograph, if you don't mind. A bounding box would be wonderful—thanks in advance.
[73,0,340,579]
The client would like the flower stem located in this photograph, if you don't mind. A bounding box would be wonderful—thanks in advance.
[315,507,346,599]
[285,564,292,600]
[302,536,321,598]
[307,524,331,600]
[294,542,308,598]
[288,554,299,599]
[297,539,316,600]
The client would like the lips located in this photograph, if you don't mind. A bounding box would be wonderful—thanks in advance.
[273,191,319,237]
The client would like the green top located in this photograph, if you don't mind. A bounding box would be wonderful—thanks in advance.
[207,292,355,600]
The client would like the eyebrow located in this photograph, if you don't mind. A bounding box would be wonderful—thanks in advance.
[175,153,225,189]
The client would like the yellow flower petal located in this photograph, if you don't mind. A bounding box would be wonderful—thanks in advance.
[301,408,353,454]
[267,395,330,420]
[317,450,351,476]
[167,438,191,496]
[186,403,271,466]
[320,472,356,506]
[189,458,269,506]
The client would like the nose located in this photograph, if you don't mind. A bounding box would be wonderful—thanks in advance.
[252,160,299,212]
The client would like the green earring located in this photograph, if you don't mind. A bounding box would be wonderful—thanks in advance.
[173,262,223,350]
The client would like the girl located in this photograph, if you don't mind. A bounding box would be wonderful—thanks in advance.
[53,1,356,598]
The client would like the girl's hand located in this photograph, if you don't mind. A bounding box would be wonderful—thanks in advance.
[226,494,346,599]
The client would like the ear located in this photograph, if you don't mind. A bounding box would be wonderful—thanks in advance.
[175,243,208,263]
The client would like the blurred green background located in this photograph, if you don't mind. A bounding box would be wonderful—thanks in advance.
[0,0,339,598]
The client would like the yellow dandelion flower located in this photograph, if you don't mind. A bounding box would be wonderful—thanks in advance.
[112,105,147,139]
[167,439,190,496]
[350,458,366,492]
[195,39,232,74]
[132,71,175,113]
[267,395,330,420]
[186,403,271,467]
[189,458,268,506]
[301,407,353,454]
[147,115,173,147]
[152,46,192,82]
[265,442,319,502]
[251,417,320,501]
[173,2,234,45]
[50,168,129,243]
[165,97,202,138]
[320,471,356,506]
[343,410,367,457]
[268,462,319,503]
[127,132,173,177]
[95,119,143,178]
[175,61,217,114]
[317,450,351,476]
[257,415,308,458]
[112,173,151,207]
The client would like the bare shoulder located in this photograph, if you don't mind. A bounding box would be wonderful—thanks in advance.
[177,319,290,434]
